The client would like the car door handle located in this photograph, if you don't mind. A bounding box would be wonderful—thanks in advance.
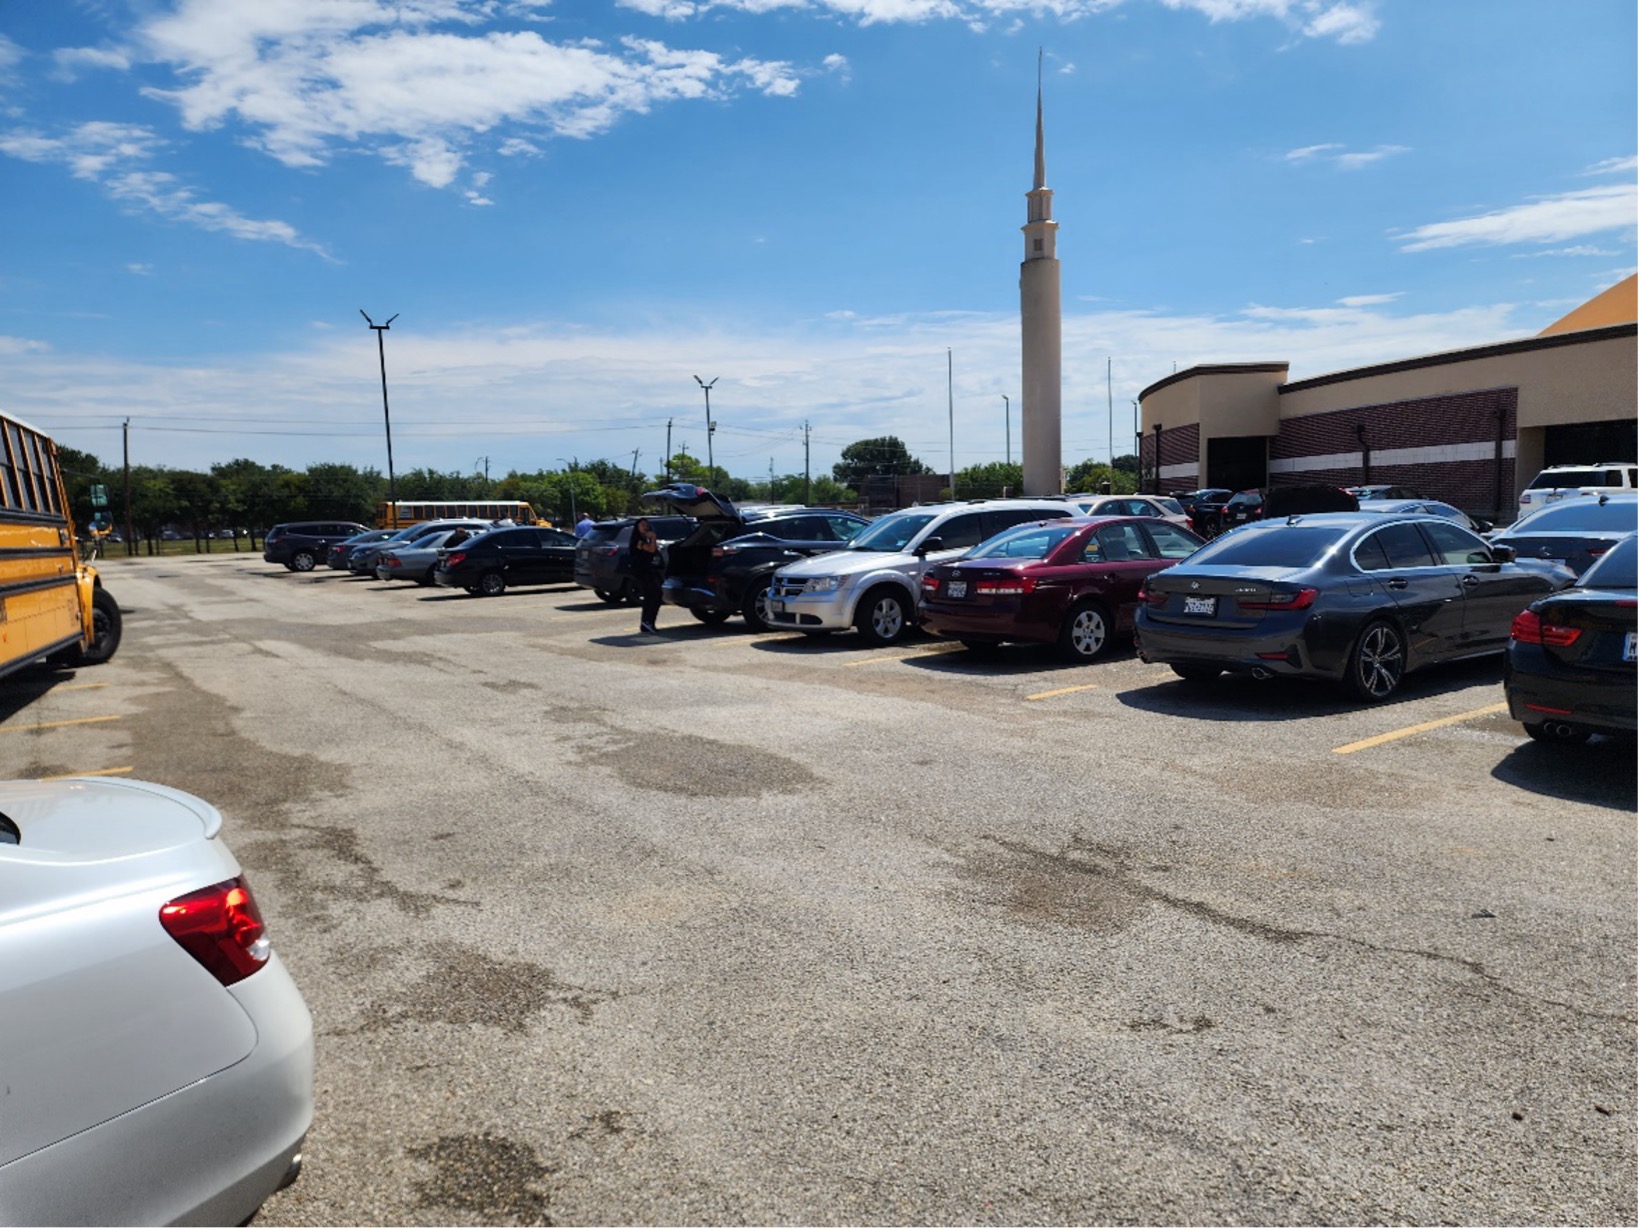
[1385,577,1408,590]
[1459,574,1480,588]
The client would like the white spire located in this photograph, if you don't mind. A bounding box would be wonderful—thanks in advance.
[1033,47,1046,192]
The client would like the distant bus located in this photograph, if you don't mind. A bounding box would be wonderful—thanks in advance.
[0,412,121,677]
[375,500,547,529]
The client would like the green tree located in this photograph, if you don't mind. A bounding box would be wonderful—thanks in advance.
[302,463,383,524]
[170,469,222,551]
[953,461,1023,500]
[832,436,930,489]
[213,459,289,545]
[1065,459,1137,496]
[128,466,178,555]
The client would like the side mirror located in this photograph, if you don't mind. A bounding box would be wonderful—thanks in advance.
[1473,518,1493,534]
[917,536,945,555]
[1490,544,1515,564]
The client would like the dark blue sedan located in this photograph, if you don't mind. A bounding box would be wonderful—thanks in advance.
[1135,512,1574,701]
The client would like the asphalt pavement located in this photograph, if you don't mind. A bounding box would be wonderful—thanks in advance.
[4,552,1632,1226]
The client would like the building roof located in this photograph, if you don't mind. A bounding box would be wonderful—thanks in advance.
[1539,274,1637,336]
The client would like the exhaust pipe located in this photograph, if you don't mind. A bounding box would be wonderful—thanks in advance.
[1250,666,1274,680]
[1543,721,1578,739]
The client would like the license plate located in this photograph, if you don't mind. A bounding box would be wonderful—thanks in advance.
[1545,493,1563,503]
[1625,632,1637,662]
[948,580,967,599]
[1183,595,1217,616]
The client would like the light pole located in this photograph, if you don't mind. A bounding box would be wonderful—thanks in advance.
[360,310,398,510]
[1002,394,1011,468]
[694,375,718,487]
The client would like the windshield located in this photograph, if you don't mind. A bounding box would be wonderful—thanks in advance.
[1514,498,1637,531]
[963,523,1080,561]
[849,511,938,552]
[1578,535,1637,589]
[1186,524,1352,569]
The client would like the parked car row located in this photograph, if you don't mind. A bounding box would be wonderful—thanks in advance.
[273,493,1636,738]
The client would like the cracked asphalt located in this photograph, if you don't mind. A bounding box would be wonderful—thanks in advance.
[5,552,1632,1226]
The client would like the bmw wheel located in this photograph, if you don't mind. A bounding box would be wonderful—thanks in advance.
[1345,619,1406,702]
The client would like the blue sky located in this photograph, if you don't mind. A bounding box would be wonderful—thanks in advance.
[1,0,1634,483]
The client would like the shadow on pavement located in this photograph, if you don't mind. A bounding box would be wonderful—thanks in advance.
[1490,734,1638,812]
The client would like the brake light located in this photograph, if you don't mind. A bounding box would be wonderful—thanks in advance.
[975,576,1038,596]
[159,877,271,986]
[383,555,399,566]
[1509,609,1581,646]
[1138,585,1166,607]
[711,544,743,558]
[921,575,940,593]
[594,545,618,557]
[1586,545,1609,559]
[1239,587,1319,611]
[446,551,467,567]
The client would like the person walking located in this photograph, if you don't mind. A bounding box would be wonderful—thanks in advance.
[574,513,595,538]
[630,517,664,634]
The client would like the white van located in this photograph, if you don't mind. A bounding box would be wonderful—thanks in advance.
[1516,463,1637,519]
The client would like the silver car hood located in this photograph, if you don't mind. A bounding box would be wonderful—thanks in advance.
[777,549,916,577]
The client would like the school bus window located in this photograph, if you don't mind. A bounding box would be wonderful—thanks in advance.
[8,425,36,511]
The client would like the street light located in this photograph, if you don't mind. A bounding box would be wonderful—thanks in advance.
[1002,394,1011,468]
[360,310,398,509]
[694,375,718,487]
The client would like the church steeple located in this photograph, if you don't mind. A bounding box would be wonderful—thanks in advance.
[1023,50,1057,260]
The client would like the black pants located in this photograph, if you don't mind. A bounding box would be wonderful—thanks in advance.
[638,569,662,626]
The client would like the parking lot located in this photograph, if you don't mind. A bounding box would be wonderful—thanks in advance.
[4,552,1634,1225]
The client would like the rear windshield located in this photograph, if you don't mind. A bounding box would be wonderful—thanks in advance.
[1513,499,1637,531]
[1579,535,1637,589]
[1186,524,1352,569]
[1527,469,1625,490]
[965,523,1080,561]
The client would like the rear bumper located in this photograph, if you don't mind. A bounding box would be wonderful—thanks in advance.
[661,578,718,611]
[922,603,1056,645]
[0,953,314,1227]
[1505,650,1637,733]
[1135,617,1324,678]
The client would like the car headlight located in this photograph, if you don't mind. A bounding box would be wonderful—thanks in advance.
[806,576,842,593]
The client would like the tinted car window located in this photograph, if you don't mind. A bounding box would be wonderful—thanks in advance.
[489,529,534,547]
[1526,468,1615,489]
[764,515,825,540]
[1360,523,1436,569]
[1143,523,1201,560]
[935,513,987,550]
[541,528,576,546]
[983,506,1071,537]
[824,514,864,541]
[1095,523,1149,561]
[969,524,1078,560]
[1511,498,1637,531]
[1420,520,1490,566]
[1190,525,1352,569]
[1579,535,1637,588]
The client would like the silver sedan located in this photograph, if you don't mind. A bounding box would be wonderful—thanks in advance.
[0,777,313,1225]
[375,527,474,585]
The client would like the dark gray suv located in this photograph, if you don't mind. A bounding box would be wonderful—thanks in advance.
[263,520,369,572]
[573,516,694,604]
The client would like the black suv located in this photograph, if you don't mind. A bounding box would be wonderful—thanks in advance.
[573,515,695,604]
[264,520,369,571]
[432,525,579,596]
[641,489,868,628]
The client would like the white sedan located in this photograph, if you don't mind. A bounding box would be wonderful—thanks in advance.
[0,777,313,1225]
[1069,493,1194,531]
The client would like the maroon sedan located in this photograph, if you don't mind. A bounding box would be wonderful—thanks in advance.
[920,516,1205,661]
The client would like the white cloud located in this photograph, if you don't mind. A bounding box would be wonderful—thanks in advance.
[0,122,329,255]
[1284,141,1406,170]
[51,45,134,78]
[126,262,153,275]
[0,335,51,356]
[1585,155,1638,176]
[1336,292,1399,306]
[1159,0,1378,43]
[6,296,1532,476]
[0,35,22,72]
[132,0,803,193]
[1396,182,1638,252]
[1512,245,1617,260]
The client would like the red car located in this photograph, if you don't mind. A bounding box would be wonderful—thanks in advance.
[920,516,1205,660]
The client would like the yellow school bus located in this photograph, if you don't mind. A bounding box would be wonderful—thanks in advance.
[375,500,547,529]
[0,413,120,677]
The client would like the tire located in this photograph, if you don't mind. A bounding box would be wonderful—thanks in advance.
[1344,619,1406,702]
[1058,600,1112,662]
[1171,662,1222,682]
[691,608,732,626]
[477,571,506,597]
[741,578,774,631]
[65,587,122,667]
[855,586,911,647]
[1523,721,1590,744]
[290,550,316,572]
[594,588,622,605]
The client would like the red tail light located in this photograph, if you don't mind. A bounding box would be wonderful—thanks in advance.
[594,545,618,557]
[383,555,399,566]
[1586,545,1609,559]
[975,576,1038,596]
[446,551,467,567]
[159,876,271,986]
[1239,587,1319,611]
[1510,609,1581,646]
[1138,584,1166,607]
[921,575,941,593]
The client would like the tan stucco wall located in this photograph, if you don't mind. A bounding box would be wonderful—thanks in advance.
[1143,367,1285,436]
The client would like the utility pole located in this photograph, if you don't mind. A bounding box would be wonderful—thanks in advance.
[665,419,673,481]
[947,348,955,500]
[1003,394,1011,468]
[122,418,133,556]
[803,422,811,506]
[629,448,641,478]
[360,310,399,508]
[694,376,718,488]
[475,455,489,482]
[1106,357,1114,493]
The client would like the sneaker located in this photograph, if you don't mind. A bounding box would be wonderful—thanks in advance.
[638,622,655,634]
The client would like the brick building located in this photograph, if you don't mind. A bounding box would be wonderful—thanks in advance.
[1136,276,1637,522]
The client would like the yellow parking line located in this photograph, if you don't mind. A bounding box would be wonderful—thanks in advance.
[843,648,954,668]
[1026,683,1101,701]
[0,714,121,734]
[1333,703,1508,755]
[56,682,111,691]
[39,765,134,781]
